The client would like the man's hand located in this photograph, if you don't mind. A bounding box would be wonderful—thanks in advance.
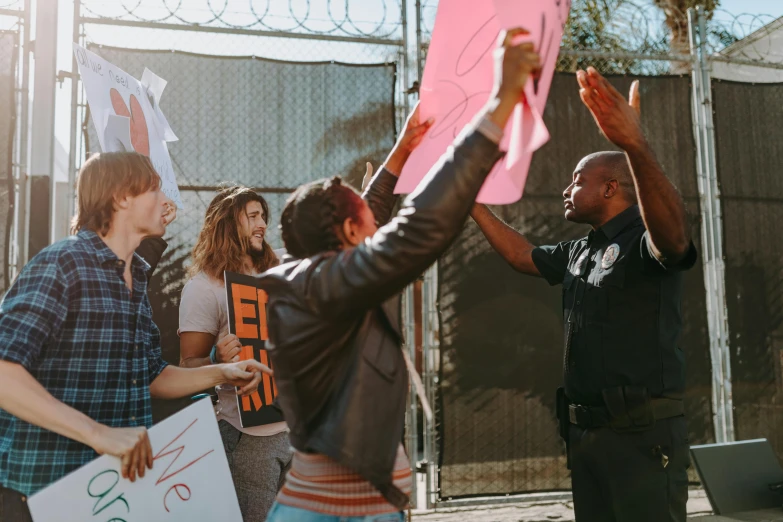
[215,333,241,363]
[220,359,272,397]
[577,67,644,151]
[361,162,374,191]
[382,103,434,175]
[484,28,541,130]
[88,425,153,482]
[162,202,177,227]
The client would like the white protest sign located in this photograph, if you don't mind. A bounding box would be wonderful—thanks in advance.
[73,43,184,209]
[28,399,241,522]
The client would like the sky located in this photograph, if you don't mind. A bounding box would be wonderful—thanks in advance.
[720,0,783,18]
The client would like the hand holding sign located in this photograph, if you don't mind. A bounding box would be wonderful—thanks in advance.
[88,425,153,483]
[216,333,242,363]
[396,0,570,204]
[382,103,435,175]
[29,400,243,522]
[577,67,644,151]
[162,201,177,226]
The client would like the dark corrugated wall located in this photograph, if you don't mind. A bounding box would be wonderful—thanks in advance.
[714,80,783,456]
[437,73,713,498]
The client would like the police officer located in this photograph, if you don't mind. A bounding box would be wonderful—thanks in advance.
[471,67,696,522]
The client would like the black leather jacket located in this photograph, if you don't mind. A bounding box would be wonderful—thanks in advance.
[258,127,503,508]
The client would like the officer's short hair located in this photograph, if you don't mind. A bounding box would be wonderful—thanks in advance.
[589,151,638,204]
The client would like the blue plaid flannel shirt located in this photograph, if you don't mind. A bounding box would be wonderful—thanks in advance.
[0,229,168,496]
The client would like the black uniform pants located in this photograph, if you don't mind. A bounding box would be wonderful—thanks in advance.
[569,416,689,522]
[0,486,33,522]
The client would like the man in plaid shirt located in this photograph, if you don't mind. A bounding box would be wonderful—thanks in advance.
[0,152,271,521]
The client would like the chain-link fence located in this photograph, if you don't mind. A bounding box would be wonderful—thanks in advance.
[72,0,407,420]
[414,0,783,507]
[713,80,783,457]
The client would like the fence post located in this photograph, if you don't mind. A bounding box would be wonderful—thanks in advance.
[688,6,735,443]
[27,0,58,258]
[422,263,439,509]
[68,0,81,227]
[13,0,32,275]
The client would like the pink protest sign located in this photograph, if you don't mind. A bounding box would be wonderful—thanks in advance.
[395,0,571,204]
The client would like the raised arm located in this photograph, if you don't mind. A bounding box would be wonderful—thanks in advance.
[577,68,691,264]
[471,204,541,276]
[362,105,433,226]
[305,29,541,318]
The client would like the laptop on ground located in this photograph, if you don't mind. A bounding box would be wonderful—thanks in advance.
[691,438,783,514]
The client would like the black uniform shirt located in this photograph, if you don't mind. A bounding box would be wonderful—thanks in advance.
[531,205,697,406]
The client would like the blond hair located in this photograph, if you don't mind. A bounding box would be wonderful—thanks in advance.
[71,152,161,235]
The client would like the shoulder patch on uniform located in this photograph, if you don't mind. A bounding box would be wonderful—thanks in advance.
[602,244,620,269]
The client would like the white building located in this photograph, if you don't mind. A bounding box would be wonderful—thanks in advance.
[711,17,783,82]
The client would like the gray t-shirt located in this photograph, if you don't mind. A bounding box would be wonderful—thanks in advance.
[179,271,287,437]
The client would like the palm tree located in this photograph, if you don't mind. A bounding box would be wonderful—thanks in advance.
[653,0,719,71]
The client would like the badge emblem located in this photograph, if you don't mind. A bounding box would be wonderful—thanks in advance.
[602,244,620,269]
[572,250,589,275]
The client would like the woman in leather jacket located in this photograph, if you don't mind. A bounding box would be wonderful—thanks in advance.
[261,28,541,522]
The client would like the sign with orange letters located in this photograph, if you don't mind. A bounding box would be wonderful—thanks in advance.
[224,271,284,428]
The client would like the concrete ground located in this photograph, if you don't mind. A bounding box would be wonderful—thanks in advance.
[411,487,714,521]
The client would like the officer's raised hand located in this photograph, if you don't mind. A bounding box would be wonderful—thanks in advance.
[577,66,691,264]
[577,67,643,152]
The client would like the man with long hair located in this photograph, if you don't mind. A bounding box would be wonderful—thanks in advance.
[0,152,270,522]
[179,186,286,521]
[261,29,540,520]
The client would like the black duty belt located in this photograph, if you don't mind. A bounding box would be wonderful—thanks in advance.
[568,398,684,429]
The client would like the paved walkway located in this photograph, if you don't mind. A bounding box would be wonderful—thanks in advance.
[411,488,714,521]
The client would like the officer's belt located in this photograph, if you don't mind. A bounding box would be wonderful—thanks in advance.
[568,398,684,429]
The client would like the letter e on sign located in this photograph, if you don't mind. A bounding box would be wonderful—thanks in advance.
[232,283,258,339]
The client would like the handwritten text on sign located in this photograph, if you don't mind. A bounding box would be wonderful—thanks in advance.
[224,271,284,428]
[73,44,184,209]
[395,0,571,205]
[28,399,242,522]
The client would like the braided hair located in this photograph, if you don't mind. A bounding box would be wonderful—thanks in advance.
[280,176,365,259]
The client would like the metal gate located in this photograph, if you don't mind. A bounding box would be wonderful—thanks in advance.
[0,0,29,295]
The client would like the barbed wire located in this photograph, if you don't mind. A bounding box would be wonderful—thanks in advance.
[0,0,23,10]
[79,0,403,40]
[0,4,23,44]
[420,0,782,66]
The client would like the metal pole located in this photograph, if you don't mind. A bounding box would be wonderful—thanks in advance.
[422,270,433,509]
[28,0,58,257]
[404,283,419,509]
[423,263,439,508]
[400,1,419,510]
[415,0,423,81]
[697,6,734,442]
[688,7,734,443]
[17,0,31,267]
[67,0,81,229]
